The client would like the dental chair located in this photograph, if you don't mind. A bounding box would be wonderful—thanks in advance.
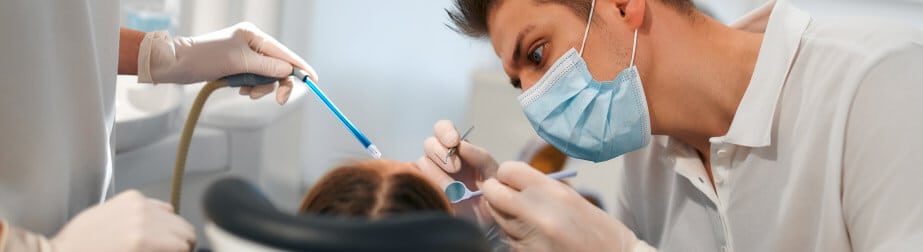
[202,177,490,252]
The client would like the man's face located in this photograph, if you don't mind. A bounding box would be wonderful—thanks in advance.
[488,0,635,92]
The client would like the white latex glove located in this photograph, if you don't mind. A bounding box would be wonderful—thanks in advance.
[51,190,195,252]
[0,190,194,252]
[481,161,655,252]
[416,120,499,223]
[137,22,318,105]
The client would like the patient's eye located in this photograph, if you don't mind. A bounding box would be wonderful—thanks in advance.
[528,44,544,65]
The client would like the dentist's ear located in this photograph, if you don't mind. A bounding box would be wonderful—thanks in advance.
[611,0,647,30]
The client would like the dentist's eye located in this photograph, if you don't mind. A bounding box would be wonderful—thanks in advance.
[528,44,544,64]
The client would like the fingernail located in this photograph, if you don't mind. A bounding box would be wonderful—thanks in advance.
[453,159,462,172]
[277,87,292,105]
[251,90,268,99]
[277,94,289,105]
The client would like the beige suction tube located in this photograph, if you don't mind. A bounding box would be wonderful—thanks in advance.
[169,72,284,212]
[170,80,226,212]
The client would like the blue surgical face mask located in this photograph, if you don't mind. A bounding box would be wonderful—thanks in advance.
[517,0,651,162]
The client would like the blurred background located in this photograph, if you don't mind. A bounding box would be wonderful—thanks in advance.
[113,0,923,248]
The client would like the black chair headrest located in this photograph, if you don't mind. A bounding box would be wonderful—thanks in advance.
[203,177,490,252]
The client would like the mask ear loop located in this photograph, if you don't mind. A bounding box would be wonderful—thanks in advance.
[578,0,596,56]
[629,30,638,66]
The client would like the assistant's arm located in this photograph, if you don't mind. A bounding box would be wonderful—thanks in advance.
[116,23,317,105]
[118,28,145,75]
[842,42,923,251]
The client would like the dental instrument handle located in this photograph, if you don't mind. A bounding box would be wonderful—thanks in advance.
[547,169,578,180]
[293,68,382,159]
[222,73,280,87]
[466,169,578,199]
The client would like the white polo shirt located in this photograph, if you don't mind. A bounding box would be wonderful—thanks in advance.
[610,0,923,251]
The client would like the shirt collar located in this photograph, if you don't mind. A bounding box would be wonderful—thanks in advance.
[722,0,811,148]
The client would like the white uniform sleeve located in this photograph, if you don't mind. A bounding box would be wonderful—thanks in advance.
[842,40,923,251]
[0,220,54,252]
[633,240,658,252]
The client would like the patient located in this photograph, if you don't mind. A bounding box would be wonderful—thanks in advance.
[299,160,453,218]
[298,160,523,252]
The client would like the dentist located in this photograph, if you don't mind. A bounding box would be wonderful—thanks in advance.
[419,0,923,251]
[0,1,316,251]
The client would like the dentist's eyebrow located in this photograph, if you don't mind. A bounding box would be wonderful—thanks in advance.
[508,25,535,88]
[511,25,535,69]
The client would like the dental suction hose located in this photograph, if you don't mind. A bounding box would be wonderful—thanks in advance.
[171,67,380,212]
[169,72,281,212]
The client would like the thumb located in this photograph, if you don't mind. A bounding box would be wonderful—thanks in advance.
[495,161,546,191]
[458,141,498,178]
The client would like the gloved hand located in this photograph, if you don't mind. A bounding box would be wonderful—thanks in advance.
[138,22,318,105]
[481,162,655,252]
[50,190,196,252]
[416,120,499,223]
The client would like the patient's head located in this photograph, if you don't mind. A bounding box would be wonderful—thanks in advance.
[299,160,452,219]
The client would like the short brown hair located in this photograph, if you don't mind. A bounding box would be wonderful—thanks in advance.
[447,0,694,38]
[299,160,452,218]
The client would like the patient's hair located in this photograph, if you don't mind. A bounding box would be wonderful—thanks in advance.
[299,160,452,218]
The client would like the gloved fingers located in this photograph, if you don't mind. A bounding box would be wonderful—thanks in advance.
[240,22,318,83]
[239,86,253,96]
[141,199,195,252]
[147,198,174,212]
[256,41,318,82]
[487,207,529,242]
[482,179,531,240]
[458,141,498,178]
[151,225,195,252]
[433,120,460,148]
[111,189,146,201]
[472,199,496,226]
[243,52,294,79]
[423,136,457,173]
[248,82,276,99]
[228,47,285,98]
[157,224,196,252]
[432,120,461,172]
[433,120,499,176]
[481,178,528,217]
[145,199,195,238]
[416,157,454,189]
[276,76,295,105]
[165,217,196,249]
[301,63,320,83]
[147,204,196,251]
[495,161,547,191]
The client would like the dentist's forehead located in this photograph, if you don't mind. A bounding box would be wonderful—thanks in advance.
[487,0,553,88]
[487,0,533,60]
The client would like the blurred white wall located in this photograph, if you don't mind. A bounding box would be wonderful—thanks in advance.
[279,1,495,188]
